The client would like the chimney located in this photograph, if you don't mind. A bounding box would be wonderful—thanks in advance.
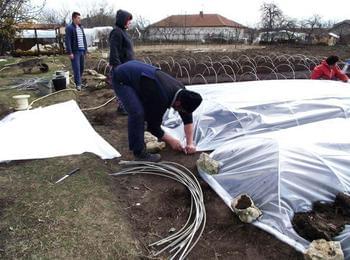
[199,11,204,18]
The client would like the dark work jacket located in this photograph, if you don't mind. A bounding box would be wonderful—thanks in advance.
[114,60,193,138]
[65,23,87,54]
[109,10,134,66]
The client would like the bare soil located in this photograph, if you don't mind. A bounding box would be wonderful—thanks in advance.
[235,195,253,210]
[4,44,349,259]
[0,104,12,120]
[292,193,350,242]
[79,81,303,259]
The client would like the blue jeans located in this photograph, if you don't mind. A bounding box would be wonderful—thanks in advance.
[71,50,85,86]
[111,68,145,154]
[109,68,126,111]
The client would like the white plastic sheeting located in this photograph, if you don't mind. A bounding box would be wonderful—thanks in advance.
[19,30,56,39]
[84,26,113,47]
[198,118,350,256]
[163,79,350,151]
[161,80,350,257]
[18,26,113,46]
[0,100,120,162]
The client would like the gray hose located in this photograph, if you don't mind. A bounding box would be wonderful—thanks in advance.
[110,160,206,260]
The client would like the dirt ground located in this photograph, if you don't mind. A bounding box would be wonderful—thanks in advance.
[2,44,350,259]
[293,193,350,242]
[80,83,303,259]
[79,44,350,259]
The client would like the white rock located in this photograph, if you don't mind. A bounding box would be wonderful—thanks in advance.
[304,239,344,260]
[231,194,262,223]
[196,152,220,175]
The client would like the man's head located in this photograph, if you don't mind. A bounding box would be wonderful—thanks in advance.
[173,90,202,114]
[326,55,339,67]
[72,12,81,25]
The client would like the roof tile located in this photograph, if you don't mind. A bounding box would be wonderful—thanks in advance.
[151,13,245,28]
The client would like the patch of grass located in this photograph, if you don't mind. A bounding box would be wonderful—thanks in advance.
[0,55,132,256]
[0,56,78,113]
[0,57,18,67]
[0,154,139,259]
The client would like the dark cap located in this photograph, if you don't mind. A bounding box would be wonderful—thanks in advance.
[326,55,339,65]
[178,90,202,113]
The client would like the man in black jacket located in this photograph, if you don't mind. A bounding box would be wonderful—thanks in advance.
[109,9,134,67]
[65,12,87,91]
[112,60,202,162]
[109,9,134,113]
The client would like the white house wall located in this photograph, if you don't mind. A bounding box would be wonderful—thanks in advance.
[147,27,246,41]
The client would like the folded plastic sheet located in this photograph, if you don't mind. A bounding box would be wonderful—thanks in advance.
[198,118,350,257]
[162,79,350,151]
[0,100,120,162]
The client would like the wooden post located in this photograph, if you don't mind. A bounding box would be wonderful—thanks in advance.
[57,26,63,54]
[34,29,40,55]
[55,28,59,55]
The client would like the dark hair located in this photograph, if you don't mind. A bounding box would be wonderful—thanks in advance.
[178,90,202,113]
[326,55,339,66]
[72,12,81,19]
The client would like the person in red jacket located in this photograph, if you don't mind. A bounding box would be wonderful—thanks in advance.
[311,55,349,82]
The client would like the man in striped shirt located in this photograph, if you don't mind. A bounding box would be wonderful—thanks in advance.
[65,12,87,91]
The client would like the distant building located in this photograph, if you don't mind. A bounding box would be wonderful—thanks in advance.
[255,27,331,45]
[147,11,248,42]
[331,20,350,44]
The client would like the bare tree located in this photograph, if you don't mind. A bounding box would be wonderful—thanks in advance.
[180,14,189,41]
[280,17,299,41]
[302,14,323,44]
[130,15,150,42]
[39,7,71,25]
[259,2,284,42]
[246,28,258,44]
[81,7,114,28]
[80,0,114,27]
[322,20,336,29]
[0,0,45,54]
[152,17,178,42]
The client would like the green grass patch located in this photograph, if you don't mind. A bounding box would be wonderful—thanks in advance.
[0,55,140,258]
[0,154,139,259]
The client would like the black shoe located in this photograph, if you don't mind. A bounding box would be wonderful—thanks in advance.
[134,150,161,162]
[117,106,128,116]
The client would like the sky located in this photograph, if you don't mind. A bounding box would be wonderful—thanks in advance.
[33,0,349,27]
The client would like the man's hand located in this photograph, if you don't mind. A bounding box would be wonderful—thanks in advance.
[184,144,196,154]
[167,138,183,152]
[69,54,74,60]
[162,133,183,152]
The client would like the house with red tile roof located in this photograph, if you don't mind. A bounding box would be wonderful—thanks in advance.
[147,11,248,42]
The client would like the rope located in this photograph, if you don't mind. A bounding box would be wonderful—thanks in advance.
[81,96,116,111]
[28,88,79,109]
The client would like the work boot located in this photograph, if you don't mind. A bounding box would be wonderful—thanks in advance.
[134,150,161,162]
[117,106,128,116]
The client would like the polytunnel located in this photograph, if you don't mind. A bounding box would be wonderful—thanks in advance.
[163,79,350,151]
[161,79,350,258]
[198,118,350,257]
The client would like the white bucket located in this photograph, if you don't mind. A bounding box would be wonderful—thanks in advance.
[65,71,70,86]
[13,94,30,110]
[55,70,65,76]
